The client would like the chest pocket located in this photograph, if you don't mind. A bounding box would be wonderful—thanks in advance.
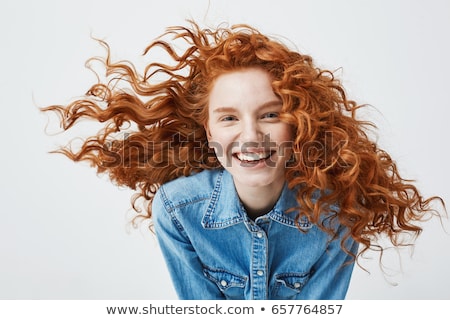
[203,266,248,300]
[272,272,310,299]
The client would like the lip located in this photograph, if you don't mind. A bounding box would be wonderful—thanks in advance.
[232,150,276,168]
[234,151,273,161]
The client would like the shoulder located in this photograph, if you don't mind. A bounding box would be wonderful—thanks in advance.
[154,169,222,211]
[160,169,221,195]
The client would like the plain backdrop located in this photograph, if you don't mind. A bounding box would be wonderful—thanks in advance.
[1,0,449,299]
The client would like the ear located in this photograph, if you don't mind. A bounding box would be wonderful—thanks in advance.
[204,123,212,141]
[204,123,216,150]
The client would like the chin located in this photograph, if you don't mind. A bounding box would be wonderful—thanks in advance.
[233,172,284,189]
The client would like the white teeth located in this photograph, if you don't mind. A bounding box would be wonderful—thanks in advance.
[236,152,270,161]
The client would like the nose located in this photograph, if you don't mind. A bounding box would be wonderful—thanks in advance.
[240,118,263,143]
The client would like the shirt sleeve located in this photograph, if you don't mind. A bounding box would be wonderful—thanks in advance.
[297,226,359,299]
[152,188,225,300]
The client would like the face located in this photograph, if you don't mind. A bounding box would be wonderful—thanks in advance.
[206,68,293,192]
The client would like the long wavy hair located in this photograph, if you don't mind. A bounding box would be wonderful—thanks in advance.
[42,21,444,260]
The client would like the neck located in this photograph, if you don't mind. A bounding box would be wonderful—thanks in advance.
[233,179,285,220]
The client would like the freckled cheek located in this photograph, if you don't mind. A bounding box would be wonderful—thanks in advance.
[207,130,236,158]
[278,128,294,143]
[275,125,295,159]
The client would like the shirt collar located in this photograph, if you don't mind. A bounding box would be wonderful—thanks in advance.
[201,170,311,229]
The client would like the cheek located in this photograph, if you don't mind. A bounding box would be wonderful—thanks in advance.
[274,124,294,143]
[276,125,295,158]
[207,128,233,157]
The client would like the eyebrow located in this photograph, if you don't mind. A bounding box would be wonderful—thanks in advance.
[212,100,282,114]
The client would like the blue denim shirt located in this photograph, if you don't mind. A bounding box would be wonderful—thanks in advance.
[152,169,358,300]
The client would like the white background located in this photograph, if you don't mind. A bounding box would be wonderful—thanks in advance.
[1,0,449,299]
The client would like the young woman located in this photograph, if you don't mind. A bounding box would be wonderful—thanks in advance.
[42,21,444,299]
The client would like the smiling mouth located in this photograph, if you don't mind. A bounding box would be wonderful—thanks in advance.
[233,151,275,163]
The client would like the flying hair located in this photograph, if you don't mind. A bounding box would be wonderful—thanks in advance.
[41,21,445,262]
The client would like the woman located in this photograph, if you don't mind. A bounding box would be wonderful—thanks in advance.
[42,21,444,299]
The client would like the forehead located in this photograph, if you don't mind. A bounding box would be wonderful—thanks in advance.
[208,68,279,110]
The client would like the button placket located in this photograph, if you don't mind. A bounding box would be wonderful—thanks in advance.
[251,226,268,300]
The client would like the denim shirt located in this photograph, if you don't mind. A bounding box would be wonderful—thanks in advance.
[152,169,358,300]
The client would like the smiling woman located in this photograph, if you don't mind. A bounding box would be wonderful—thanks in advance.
[41,21,445,300]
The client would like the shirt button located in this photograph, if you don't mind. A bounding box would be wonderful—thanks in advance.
[294,282,301,288]
[256,232,263,238]
[256,270,264,276]
[220,280,228,287]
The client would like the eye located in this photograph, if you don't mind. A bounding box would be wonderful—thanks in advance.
[220,115,238,122]
[262,112,280,119]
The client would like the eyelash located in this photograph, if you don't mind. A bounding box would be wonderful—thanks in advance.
[220,115,238,122]
[263,112,279,119]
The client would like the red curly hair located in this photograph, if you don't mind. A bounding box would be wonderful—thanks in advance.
[42,21,444,259]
